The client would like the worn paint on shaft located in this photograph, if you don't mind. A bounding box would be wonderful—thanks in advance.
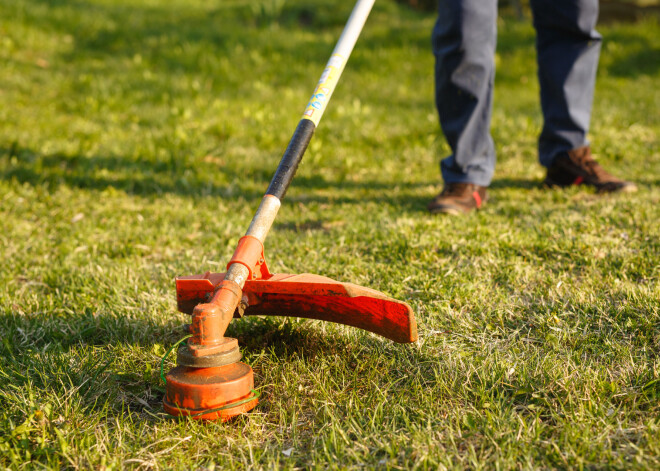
[245,195,281,244]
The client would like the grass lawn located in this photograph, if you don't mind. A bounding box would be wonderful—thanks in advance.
[0,0,658,468]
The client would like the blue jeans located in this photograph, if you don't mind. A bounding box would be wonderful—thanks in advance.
[433,0,602,186]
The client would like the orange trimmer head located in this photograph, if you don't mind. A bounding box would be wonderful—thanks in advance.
[164,247,417,421]
[163,0,417,421]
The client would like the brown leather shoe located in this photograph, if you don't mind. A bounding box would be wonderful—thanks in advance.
[544,146,637,193]
[427,183,488,215]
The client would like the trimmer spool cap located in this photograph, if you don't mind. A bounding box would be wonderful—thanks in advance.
[163,361,258,421]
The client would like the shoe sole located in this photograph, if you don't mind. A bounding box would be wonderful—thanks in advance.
[544,178,638,194]
[598,182,638,194]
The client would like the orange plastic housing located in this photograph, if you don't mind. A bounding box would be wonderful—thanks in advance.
[164,362,258,421]
[176,272,418,343]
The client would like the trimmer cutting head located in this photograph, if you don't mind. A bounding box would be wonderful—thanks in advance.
[164,362,258,421]
[164,269,417,420]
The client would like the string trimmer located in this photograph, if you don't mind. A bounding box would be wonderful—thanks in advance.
[163,0,418,421]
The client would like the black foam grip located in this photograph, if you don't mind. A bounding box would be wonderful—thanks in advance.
[266,119,316,199]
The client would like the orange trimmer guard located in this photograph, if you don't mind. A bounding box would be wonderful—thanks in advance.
[177,272,418,343]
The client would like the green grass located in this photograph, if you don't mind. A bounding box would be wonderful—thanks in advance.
[0,0,658,468]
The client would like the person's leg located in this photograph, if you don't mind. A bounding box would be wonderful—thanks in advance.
[530,0,601,167]
[531,0,636,192]
[432,0,498,187]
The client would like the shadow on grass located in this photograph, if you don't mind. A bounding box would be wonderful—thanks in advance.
[0,307,183,421]
[489,177,540,190]
[0,309,437,421]
[32,0,658,83]
[0,145,437,210]
[19,0,432,78]
[602,38,660,78]
[6,306,640,426]
[493,7,660,82]
[3,145,654,224]
[10,0,658,90]
[230,318,584,427]
[0,144,261,199]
